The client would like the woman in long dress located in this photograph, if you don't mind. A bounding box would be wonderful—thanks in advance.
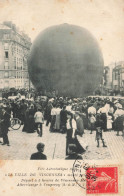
[66,111,85,155]
[27,105,35,133]
[66,112,76,155]
[114,104,124,136]
[55,105,61,132]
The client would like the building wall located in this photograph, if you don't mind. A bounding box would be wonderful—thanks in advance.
[0,22,32,90]
[99,62,124,95]
[104,63,117,88]
[112,63,124,92]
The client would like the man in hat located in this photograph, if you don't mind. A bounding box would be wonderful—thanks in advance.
[60,105,67,133]
[30,143,47,160]
[45,101,52,126]
[82,100,88,129]
[0,106,10,146]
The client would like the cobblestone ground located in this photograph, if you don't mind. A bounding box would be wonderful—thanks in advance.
[0,122,124,160]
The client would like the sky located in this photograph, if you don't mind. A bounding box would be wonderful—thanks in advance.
[0,0,124,66]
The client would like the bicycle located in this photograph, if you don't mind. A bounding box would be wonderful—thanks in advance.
[10,118,22,130]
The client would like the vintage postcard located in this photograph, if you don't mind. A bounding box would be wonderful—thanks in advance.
[0,0,124,195]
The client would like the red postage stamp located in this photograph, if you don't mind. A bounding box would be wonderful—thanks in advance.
[86,167,118,194]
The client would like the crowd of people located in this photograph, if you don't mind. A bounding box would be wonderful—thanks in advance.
[0,93,124,160]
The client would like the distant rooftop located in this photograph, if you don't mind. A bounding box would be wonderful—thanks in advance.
[105,61,124,68]
[0,21,31,42]
[0,24,11,30]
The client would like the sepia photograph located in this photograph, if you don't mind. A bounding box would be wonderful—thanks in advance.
[0,0,124,161]
[0,0,124,195]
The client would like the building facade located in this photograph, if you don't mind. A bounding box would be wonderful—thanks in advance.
[112,61,124,93]
[0,21,32,90]
[104,62,115,86]
[97,62,124,96]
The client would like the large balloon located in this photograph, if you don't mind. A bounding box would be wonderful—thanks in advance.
[28,24,104,97]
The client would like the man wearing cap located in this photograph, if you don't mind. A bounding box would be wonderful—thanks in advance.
[0,106,10,146]
[30,143,47,160]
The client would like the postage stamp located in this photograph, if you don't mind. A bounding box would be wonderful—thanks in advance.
[86,167,118,194]
[72,159,118,194]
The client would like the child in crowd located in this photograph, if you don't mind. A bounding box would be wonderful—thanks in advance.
[95,114,107,148]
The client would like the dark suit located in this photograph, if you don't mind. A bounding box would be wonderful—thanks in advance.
[30,152,47,160]
[60,109,67,133]
[1,112,10,144]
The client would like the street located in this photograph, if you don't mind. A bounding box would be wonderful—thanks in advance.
[0,122,124,160]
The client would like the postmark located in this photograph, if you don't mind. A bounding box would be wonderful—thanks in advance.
[72,159,118,194]
[72,158,92,189]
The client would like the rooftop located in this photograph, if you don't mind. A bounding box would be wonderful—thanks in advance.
[0,24,11,30]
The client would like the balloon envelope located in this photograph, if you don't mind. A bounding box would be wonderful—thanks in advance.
[28,24,104,97]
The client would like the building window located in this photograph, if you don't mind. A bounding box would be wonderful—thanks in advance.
[11,71,16,78]
[4,34,10,39]
[4,71,9,78]
[14,57,16,69]
[5,51,9,58]
[115,72,118,80]
[4,61,9,69]
[17,58,18,67]
[4,43,9,50]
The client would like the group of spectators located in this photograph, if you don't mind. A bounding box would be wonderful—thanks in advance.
[0,93,124,160]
